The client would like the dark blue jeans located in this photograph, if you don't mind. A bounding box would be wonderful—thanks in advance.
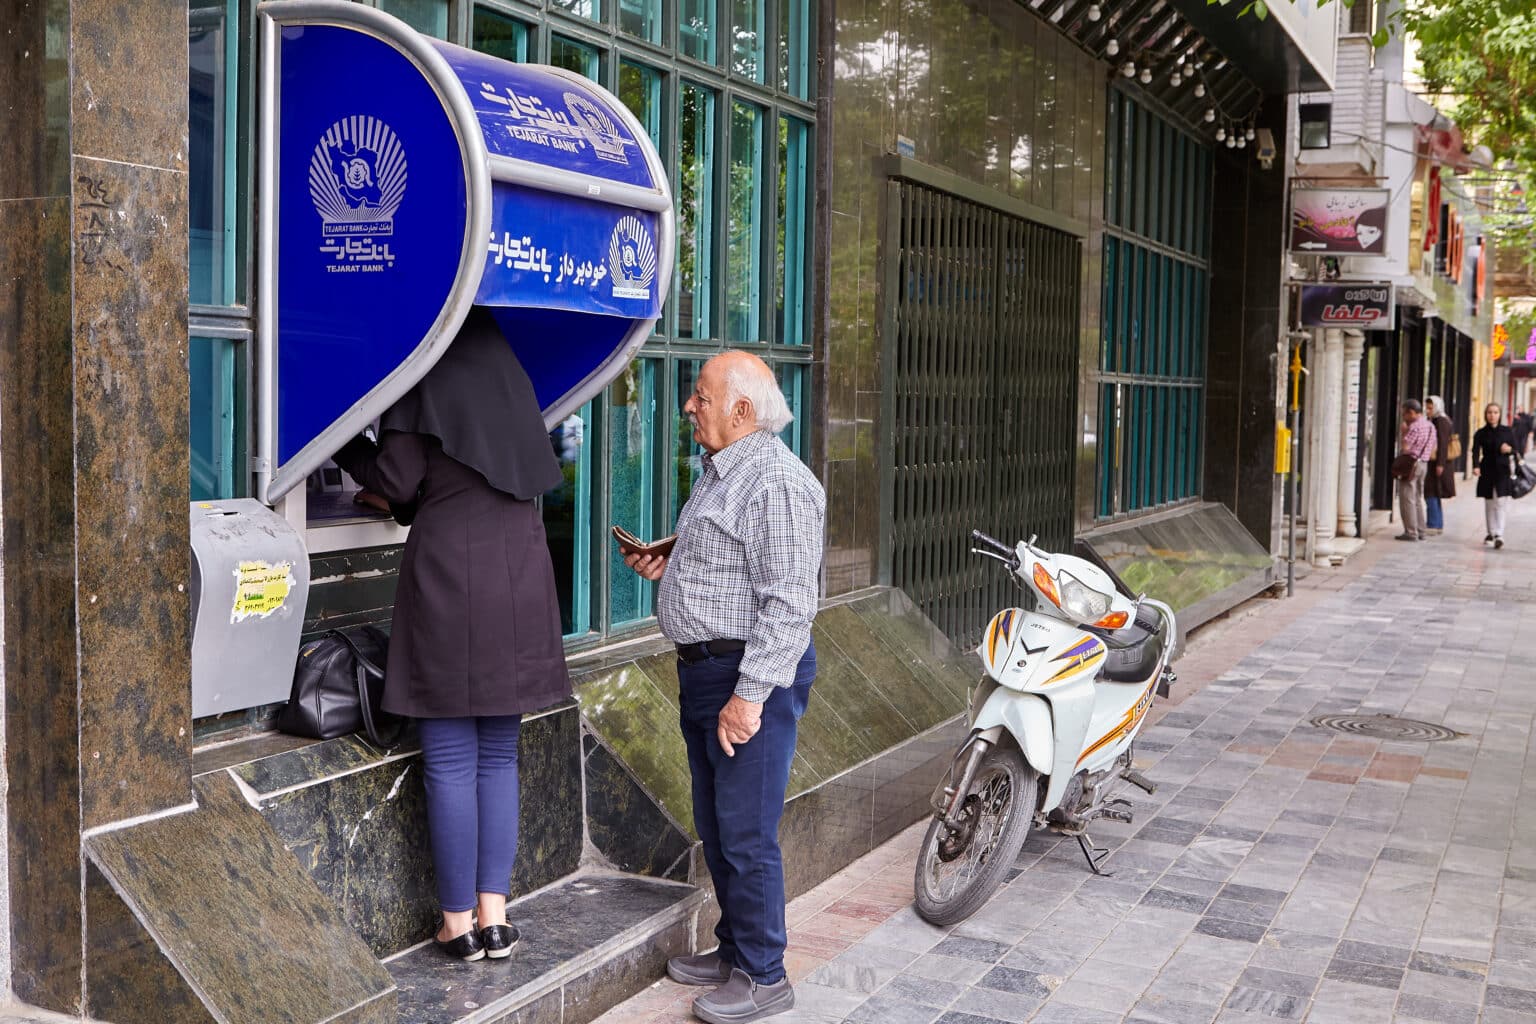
[1426,494,1444,530]
[417,715,523,913]
[678,643,815,985]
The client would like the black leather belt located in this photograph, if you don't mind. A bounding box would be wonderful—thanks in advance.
[675,639,747,664]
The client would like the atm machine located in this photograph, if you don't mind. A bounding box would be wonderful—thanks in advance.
[189,0,673,718]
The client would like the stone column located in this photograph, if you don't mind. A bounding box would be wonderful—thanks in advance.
[1311,329,1345,565]
[0,0,190,1011]
[1337,332,1366,539]
[1301,332,1322,544]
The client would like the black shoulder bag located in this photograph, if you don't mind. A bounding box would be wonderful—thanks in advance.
[278,626,404,747]
[1512,455,1536,501]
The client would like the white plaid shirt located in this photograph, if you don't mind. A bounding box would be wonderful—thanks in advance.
[657,430,825,702]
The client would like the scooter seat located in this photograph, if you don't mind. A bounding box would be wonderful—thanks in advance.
[1090,607,1164,683]
[1100,631,1163,683]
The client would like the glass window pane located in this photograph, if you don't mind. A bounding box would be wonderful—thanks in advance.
[678,83,716,339]
[777,0,812,97]
[673,360,705,523]
[618,60,664,152]
[727,100,765,343]
[776,115,809,345]
[680,0,717,64]
[550,35,603,82]
[377,0,450,37]
[774,362,807,461]
[546,404,594,637]
[189,0,244,308]
[619,0,661,45]
[550,0,602,23]
[472,7,530,62]
[190,336,247,500]
[731,0,765,81]
[607,359,662,626]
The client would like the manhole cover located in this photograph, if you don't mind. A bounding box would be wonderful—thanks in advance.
[1309,714,1460,742]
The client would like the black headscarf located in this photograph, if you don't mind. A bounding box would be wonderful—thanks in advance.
[380,306,562,500]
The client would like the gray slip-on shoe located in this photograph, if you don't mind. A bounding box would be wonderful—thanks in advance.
[667,951,734,987]
[692,968,794,1024]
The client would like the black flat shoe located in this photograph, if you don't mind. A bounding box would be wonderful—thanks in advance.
[435,927,486,962]
[480,923,520,960]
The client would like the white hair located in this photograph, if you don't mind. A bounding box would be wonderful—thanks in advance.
[722,361,794,435]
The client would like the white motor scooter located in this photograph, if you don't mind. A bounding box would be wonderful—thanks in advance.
[913,529,1178,926]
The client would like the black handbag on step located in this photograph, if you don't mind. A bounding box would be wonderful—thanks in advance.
[278,626,404,747]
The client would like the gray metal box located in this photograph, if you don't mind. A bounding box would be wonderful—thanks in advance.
[190,499,311,718]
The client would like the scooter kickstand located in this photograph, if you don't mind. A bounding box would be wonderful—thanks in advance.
[1075,833,1114,876]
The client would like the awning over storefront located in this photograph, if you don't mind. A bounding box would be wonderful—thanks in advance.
[256,1,673,503]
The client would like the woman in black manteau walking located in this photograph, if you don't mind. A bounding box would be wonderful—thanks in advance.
[1471,402,1517,550]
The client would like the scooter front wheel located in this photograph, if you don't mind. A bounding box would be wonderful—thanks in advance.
[913,746,1037,926]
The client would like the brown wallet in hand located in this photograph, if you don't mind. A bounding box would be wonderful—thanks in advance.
[612,525,677,558]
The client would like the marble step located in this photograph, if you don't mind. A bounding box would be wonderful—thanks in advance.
[386,872,704,1024]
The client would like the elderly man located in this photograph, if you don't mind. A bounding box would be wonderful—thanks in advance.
[1397,399,1436,541]
[626,350,824,1024]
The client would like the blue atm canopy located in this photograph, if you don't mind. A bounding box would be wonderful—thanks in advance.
[256,1,673,503]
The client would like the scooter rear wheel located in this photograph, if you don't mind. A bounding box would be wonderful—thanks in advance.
[913,746,1037,926]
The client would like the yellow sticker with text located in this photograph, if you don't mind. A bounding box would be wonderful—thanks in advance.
[231,560,295,622]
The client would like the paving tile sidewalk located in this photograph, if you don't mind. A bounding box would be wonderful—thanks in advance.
[596,491,1536,1024]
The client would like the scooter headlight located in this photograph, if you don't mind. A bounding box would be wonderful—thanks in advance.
[1057,570,1112,623]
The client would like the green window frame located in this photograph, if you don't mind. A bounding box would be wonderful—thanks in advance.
[376,0,451,37]
[678,81,718,340]
[727,100,766,343]
[188,0,253,502]
[189,0,247,310]
[1096,90,1210,519]
[190,330,250,501]
[184,0,816,654]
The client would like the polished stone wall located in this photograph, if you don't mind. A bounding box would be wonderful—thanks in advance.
[576,586,972,910]
[1203,96,1290,553]
[235,704,584,957]
[0,0,191,1010]
[822,0,1107,595]
[84,772,396,1024]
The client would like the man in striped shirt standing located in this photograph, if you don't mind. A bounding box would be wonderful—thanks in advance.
[625,350,824,1024]
[1398,399,1436,541]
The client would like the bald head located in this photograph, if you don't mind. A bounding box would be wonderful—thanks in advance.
[684,350,795,453]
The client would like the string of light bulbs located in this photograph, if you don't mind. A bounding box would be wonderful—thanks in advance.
[1092,19,1261,151]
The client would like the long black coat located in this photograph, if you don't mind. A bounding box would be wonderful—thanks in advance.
[1472,424,1517,500]
[335,431,572,718]
[1425,414,1457,499]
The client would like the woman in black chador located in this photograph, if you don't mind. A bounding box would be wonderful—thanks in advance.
[334,308,570,963]
[1471,402,1517,549]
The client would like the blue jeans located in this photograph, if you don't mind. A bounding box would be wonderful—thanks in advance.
[678,643,815,985]
[1426,494,1444,530]
[417,715,523,913]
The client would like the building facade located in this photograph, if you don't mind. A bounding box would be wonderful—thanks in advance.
[0,0,1334,1020]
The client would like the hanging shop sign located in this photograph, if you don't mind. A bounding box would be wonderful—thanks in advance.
[1297,282,1395,329]
[1290,188,1390,255]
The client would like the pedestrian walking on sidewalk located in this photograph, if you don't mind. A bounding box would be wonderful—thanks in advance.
[1396,399,1436,541]
[1514,408,1532,456]
[625,350,824,1024]
[1472,402,1517,549]
[1424,395,1457,535]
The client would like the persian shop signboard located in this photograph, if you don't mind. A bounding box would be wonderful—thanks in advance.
[1290,188,1390,256]
[1299,282,1395,329]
